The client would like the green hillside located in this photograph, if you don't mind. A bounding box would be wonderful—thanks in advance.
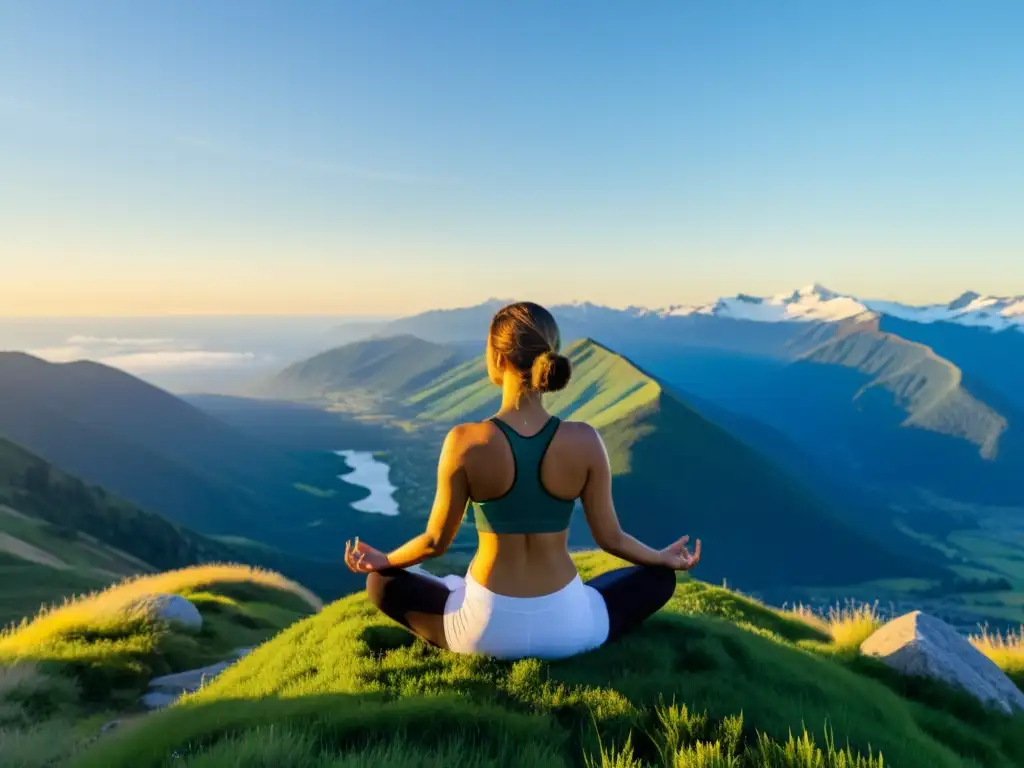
[0,352,343,542]
[0,436,363,626]
[404,339,935,589]
[263,335,467,403]
[0,437,242,627]
[801,318,1007,459]
[0,352,411,564]
[72,553,1024,768]
[784,317,1024,507]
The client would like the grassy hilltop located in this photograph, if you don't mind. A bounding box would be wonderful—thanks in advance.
[57,553,1024,768]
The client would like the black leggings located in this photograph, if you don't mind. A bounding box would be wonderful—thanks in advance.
[366,564,676,650]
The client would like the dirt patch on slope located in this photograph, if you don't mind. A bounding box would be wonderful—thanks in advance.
[0,532,68,569]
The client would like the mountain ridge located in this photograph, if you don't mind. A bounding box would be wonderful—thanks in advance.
[261,334,468,401]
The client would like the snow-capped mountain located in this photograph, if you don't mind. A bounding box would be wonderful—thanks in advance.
[651,284,871,324]
[866,291,1024,332]
[648,285,1024,332]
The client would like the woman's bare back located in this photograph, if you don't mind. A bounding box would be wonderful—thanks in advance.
[460,417,594,596]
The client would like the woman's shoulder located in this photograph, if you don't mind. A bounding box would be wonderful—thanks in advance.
[445,420,502,447]
[554,418,602,447]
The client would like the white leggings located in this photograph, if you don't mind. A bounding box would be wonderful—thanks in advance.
[369,563,677,661]
[440,570,611,660]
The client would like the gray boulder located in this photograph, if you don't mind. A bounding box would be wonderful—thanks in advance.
[860,611,1024,715]
[131,593,203,632]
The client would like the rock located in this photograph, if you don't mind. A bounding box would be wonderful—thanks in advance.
[99,719,120,734]
[860,611,1024,715]
[130,593,202,631]
[140,646,255,709]
[140,690,179,710]
[148,660,233,694]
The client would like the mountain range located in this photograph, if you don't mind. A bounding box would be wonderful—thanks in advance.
[2,284,1021,615]
[329,286,1024,510]
[647,284,1024,333]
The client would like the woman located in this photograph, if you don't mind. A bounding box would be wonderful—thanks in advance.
[345,301,701,660]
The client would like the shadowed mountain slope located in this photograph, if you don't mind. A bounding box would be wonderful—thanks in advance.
[0,352,345,539]
[261,334,468,401]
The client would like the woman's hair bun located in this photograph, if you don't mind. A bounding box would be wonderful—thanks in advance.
[531,351,572,393]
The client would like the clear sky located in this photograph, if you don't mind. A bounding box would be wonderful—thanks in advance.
[2,1,1022,316]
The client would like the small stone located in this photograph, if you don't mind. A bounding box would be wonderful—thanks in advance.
[130,593,203,632]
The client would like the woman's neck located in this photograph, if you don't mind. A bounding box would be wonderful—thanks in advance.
[497,378,547,426]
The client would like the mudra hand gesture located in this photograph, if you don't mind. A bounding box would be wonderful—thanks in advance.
[344,537,391,574]
[659,535,702,571]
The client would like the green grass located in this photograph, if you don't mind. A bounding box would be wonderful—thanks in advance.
[785,601,884,653]
[74,553,1024,768]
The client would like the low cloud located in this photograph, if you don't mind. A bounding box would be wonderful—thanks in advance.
[29,336,260,373]
[66,335,179,348]
[98,350,257,373]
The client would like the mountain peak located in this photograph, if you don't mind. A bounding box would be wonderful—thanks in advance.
[948,291,982,311]
[796,283,838,299]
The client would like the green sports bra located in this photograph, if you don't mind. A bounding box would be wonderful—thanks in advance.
[472,416,576,535]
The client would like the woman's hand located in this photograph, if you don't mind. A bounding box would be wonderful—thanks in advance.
[659,535,702,571]
[344,538,391,574]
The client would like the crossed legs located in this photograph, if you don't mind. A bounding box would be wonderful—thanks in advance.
[366,564,676,652]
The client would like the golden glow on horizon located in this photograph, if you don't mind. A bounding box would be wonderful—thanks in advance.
[4,242,1014,317]
[2,275,1005,318]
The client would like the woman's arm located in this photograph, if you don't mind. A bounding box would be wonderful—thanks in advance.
[580,426,700,570]
[383,426,470,569]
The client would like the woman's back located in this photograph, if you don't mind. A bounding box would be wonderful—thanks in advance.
[459,414,593,597]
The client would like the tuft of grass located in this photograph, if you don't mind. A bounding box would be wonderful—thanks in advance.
[783,603,830,635]
[970,625,1024,689]
[786,600,883,653]
[826,601,883,652]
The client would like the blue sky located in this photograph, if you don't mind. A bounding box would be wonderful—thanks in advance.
[2,1,1022,315]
